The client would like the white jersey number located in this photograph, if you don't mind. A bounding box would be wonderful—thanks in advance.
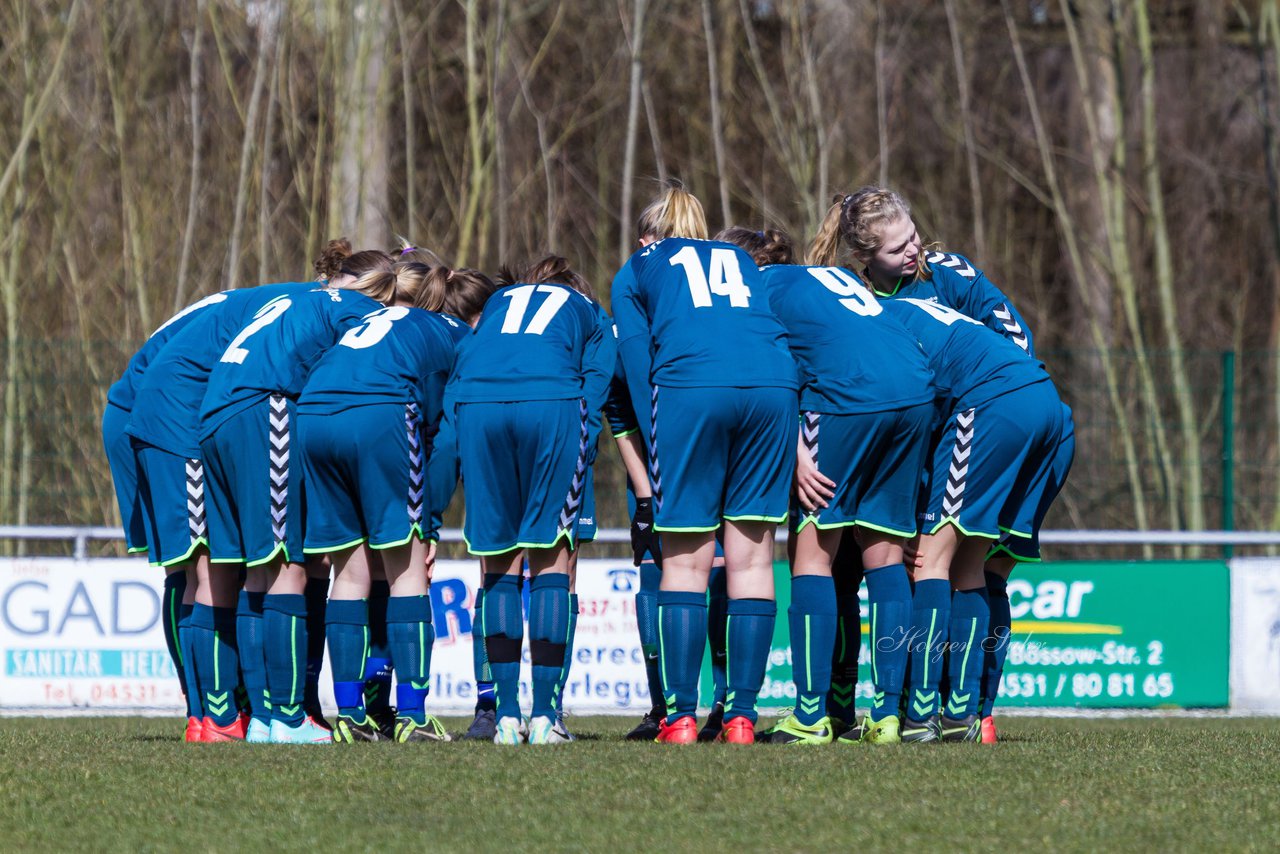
[670,246,751,308]
[901,297,983,327]
[220,298,292,365]
[340,306,410,350]
[808,267,882,317]
[501,285,571,335]
[152,291,230,338]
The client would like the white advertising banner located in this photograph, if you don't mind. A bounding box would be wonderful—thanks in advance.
[0,557,654,715]
[1229,557,1280,712]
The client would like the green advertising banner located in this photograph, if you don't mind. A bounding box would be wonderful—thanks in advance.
[707,561,1229,710]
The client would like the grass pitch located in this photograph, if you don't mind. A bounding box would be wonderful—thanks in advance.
[1,715,1276,852]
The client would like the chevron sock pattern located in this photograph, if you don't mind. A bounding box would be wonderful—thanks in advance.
[647,386,663,512]
[178,604,203,719]
[725,598,776,725]
[707,565,729,707]
[483,574,525,722]
[184,459,207,547]
[993,302,1030,352]
[827,568,862,725]
[326,598,369,718]
[263,593,307,726]
[789,575,836,727]
[980,572,1011,718]
[555,399,590,537]
[907,579,951,720]
[636,562,663,709]
[657,590,707,722]
[364,580,393,715]
[864,562,912,722]
[405,403,425,530]
[235,590,269,722]
[388,595,434,725]
[303,575,328,716]
[942,409,976,520]
[552,592,579,713]
[529,573,571,720]
[946,587,990,719]
[162,573,187,699]
[191,603,239,726]
[471,587,496,711]
[267,394,290,547]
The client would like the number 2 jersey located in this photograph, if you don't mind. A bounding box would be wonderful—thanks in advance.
[760,263,933,415]
[126,282,318,458]
[611,237,797,394]
[198,287,383,441]
[298,307,470,419]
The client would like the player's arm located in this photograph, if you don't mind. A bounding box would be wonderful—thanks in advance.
[610,262,655,437]
[424,369,461,543]
[580,304,619,454]
[940,255,1036,356]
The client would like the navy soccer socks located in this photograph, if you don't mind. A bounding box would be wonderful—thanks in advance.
[529,573,571,720]
[657,590,707,721]
[907,578,951,721]
[483,573,525,722]
[552,592,579,714]
[190,603,238,726]
[325,597,369,721]
[945,586,990,720]
[707,566,729,708]
[387,594,434,725]
[263,593,308,725]
[235,590,268,723]
[724,598,776,724]
[788,575,836,726]
[828,568,862,726]
[471,586,496,711]
[636,561,663,712]
[863,562,912,721]
[364,580,393,719]
[980,571,1011,718]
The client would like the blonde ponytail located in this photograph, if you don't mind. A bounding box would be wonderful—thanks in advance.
[636,179,708,242]
[348,269,397,304]
[805,196,846,266]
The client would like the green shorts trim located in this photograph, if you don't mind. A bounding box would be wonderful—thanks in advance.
[157,538,208,568]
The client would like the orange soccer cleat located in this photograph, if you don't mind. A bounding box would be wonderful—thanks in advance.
[716,716,756,745]
[980,715,998,745]
[184,716,204,743]
[200,715,247,742]
[654,715,699,744]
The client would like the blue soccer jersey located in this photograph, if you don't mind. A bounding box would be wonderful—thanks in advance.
[448,283,616,431]
[879,298,1049,411]
[107,291,233,411]
[127,282,317,457]
[299,307,469,418]
[200,288,384,439]
[611,238,796,402]
[878,251,1035,356]
[761,264,934,415]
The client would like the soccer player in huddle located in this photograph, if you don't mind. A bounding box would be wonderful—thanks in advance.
[611,182,798,744]
[439,255,616,745]
[716,226,936,745]
[811,188,1073,742]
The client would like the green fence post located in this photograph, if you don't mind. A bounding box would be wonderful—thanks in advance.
[1222,351,1235,560]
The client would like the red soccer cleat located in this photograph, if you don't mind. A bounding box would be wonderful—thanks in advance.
[980,715,998,745]
[654,715,699,744]
[200,715,247,742]
[717,716,756,745]
[184,716,203,743]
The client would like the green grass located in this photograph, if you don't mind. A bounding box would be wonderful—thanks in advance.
[1,715,1277,852]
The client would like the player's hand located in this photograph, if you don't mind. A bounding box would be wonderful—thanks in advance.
[425,540,437,583]
[794,450,836,514]
[630,497,662,568]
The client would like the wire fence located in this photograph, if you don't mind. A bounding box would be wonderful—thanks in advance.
[0,340,1275,561]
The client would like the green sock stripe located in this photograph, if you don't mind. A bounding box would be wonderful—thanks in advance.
[870,603,879,693]
[362,624,370,690]
[804,615,812,692]
[290,616,299,705]
[169,589,183,666]
[418,620,425,678]
[923,610,937,687]
[657,606,670,709]
[959,617,978,687]
[212,628,221,689]
[725,614,733,705]
[837,616,846,660]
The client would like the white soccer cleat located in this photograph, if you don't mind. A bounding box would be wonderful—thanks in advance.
[268,717,332,744]
[527,715,572,745]
[493,716,525,745]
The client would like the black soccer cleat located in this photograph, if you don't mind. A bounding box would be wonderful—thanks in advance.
[940,713,981,743]
[697,703,726,742]
[625,709,664,741]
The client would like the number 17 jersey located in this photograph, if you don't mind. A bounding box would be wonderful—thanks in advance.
[611,237,796,389]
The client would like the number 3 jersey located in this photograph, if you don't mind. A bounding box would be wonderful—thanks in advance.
[198,287,383,441]
[760,264,933,415]
[298,307,470,418]
[611,237,796,390]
